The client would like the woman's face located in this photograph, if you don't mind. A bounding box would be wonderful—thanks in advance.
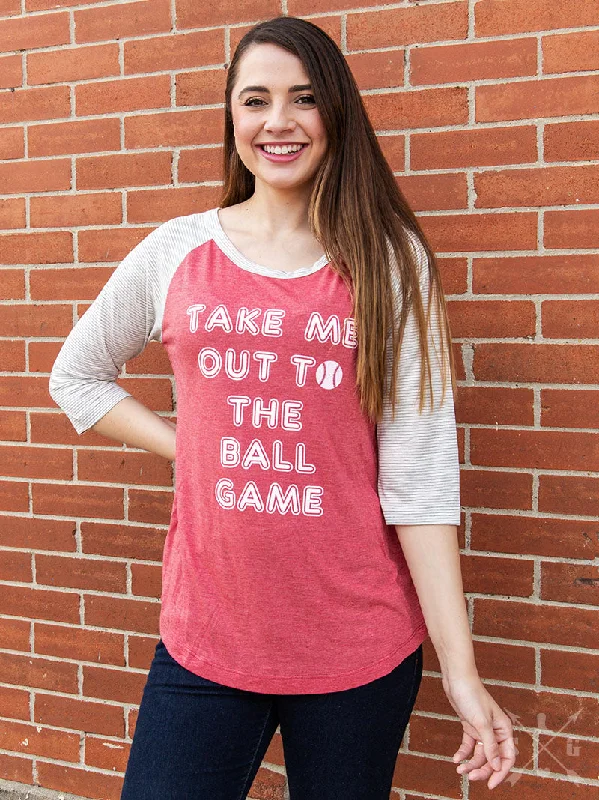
[229,43,328,192]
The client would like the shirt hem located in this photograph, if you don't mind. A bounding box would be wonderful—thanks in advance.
[160,622,429,695]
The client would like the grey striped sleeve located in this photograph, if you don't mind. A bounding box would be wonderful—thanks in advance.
[376,235,461,526]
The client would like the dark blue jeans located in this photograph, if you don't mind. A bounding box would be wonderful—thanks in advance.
[120,638,423,800]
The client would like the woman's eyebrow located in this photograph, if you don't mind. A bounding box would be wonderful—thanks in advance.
[238,84,312,98]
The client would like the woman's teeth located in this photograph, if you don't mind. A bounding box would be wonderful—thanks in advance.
[261,144,305,154]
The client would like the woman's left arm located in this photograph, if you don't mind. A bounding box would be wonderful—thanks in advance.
[396,522,517,790]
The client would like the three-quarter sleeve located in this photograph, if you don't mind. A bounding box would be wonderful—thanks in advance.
[49,224,166,435]
[376,234,461,526]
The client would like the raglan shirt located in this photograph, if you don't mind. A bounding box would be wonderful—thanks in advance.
[49,207,460,694]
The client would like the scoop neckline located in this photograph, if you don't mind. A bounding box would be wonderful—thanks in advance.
[209,206,331,280]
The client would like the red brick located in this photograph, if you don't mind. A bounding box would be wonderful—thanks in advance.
[437,257,467,294]
[29,341,62,373]
[538,731,599,783]
[539,475,599,517]
[471,429,599,472]
[131,563,162,598]
[541,649,599,695]
[545,209,599,250]
[460,469,532,510]
[77,152,172,190]
[30,266,113,301]
[0,618,29,653]
[377,135,405,173]
[461,553,533,597]
[0,410,26,441]
[128,635,159,669]
[470,772,595,800]
[471,513,599,560]
[455,386,534,426]
[127,186,221,224]
[477,75,599,122]
[0,0,19,13]
[411,38,537,85]
[28,0,108,10]
[420,212,537,253]
[473,255,599,295]
[542,300,599,339]
[178,0,278,27]
[0,53,22,89]
[35,693,125,738]
[0,303,72,337]
[176,68,227,107]
[81,521,166,561]
[543,29,599,75]
[0,445,73,480]
[36,554,127,593]
[411,126,536,170]
[125,108,224,149]
[0,268,25,299]
[0,481,29,511]
[0,551,31,583]
[28,43,119,85]
[85,735,130,772]
[0,231,72,265]
[544,120,599,163]
[0,158,70,195]
[37,761,123,800]
[540,561,599,607]
[128,488,173,524]
[0,197,25,229]
[541,389,599,430]
[473,597,597,650]
[0,126,24,159]
[0,719,78,762]
[29,118,121,157]
[76,75,171,116]
[0,85,70,124]
[0,340,24,371]
[473,343,599,384]
[475,0,599,36]
[390,751,461,798]
[74,0,171,44]
[447,299,535,338]
[85,595,161,635]
[398,172,468,211]
[127,341,173,375]
[0,651,77,693]
[0,516,76,551]
[31,192,122,228]
[475,165,599,208]
[83,663,148,704]
[347,2,468,50]
[78,449,172,487]
[35,622,125,666]
[363,87,468,130]
[124,29,224,74]
[343,50,405,91]
[78,226,153,262]
[32,483,124,519]
[0,583,80,624]
[0,376,52,410]
[0,752,32,785]
[0,10,69,51]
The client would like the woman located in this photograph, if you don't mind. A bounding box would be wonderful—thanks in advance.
[49,15,516,799]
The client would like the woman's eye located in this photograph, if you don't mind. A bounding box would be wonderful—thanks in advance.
[297,94,316,104]
[243,95,316,107]
[244,97,265,106]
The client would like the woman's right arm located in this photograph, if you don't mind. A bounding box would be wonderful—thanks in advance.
[49,221,175,455]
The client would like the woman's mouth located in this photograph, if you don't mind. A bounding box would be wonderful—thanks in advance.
[256,143,309,162]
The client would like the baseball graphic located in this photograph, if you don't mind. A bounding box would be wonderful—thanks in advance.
[316,360,343,389]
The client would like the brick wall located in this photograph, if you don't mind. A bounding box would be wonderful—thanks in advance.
[0,1,598,798]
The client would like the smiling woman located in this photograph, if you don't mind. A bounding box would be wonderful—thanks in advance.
[47,13,516,800]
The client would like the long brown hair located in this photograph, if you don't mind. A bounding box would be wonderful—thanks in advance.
[221,15,456,424]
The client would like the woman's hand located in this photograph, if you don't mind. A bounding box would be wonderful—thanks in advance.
[442,671,517,790]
